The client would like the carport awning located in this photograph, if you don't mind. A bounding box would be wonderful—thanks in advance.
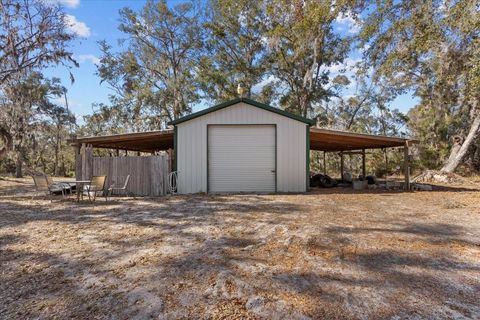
[69,127,415,152]
[68,130,174,152]
[309,128,414,151]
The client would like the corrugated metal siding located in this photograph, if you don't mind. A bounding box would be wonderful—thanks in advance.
[208,125,276,192]
[177,102,307,194]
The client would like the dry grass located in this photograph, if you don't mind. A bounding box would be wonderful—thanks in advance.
[1,177,479,319]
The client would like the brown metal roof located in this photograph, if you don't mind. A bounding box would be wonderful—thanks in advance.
[69,127,415,152]
[69,130,174,152]
[310,128,414,151]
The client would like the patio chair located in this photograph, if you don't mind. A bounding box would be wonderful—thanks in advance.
[83,175,107,202]
[32,175,65,200]
[107,175,135,199]
[45,175,71,196]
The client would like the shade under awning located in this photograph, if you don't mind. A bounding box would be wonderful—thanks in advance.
[68,130,174,152]
[69,127,415,153]
[310,128,414,151]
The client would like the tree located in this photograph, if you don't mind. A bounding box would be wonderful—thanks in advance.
[264,0,357,118]
[0,0,77,159]
[358,0,480,173]
[42,103,76,176]
[0,72,72,177]
[0,0,77,84]
[96,0,203,130]
[81,102,132,136]
[199,0,269,102]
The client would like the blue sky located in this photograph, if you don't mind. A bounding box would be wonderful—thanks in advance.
[46,0,418,124]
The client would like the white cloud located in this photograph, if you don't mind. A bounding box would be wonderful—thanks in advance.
[439,0,448,12]
[335,11,362,34]
[77,54,100,65]
[65,14,90,38]
[327,57,361,75]
[52,96,82,110]
[323,57,363,96]
[45,0,80,8]
[252,75,278,93]
[74,112,85,125]
[359,43,371,54]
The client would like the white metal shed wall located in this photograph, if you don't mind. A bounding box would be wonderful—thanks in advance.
[176,102,307,194]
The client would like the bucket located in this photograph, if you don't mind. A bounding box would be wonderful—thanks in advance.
[353,180,367,190]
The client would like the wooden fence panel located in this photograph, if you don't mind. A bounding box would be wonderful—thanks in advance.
[150,155,167,196]
[76,153,170,196]
[75,153,82,181]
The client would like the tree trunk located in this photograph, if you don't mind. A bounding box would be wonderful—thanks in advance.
[59,154,66,176]
[41,156,47,174]
[54,122,61,176]
[473,142,480,171]
[54,141,59,176]
[0,147,8,159]
[445,136,463,165]
[441,112,480,173]
[383,148,389,177]
[15,149,23,178]
[0,126,13,159]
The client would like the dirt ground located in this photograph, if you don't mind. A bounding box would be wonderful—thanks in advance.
[1,177,479,319]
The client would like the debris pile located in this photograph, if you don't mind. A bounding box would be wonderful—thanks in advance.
[412,170,466,184]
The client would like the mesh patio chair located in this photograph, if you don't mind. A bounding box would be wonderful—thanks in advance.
[107,175,135,199]
[32,175,65,200]
[84,175,107,202]
[45,175,70,197]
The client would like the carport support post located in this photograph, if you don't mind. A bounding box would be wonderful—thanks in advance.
[404,141,410,190]
[167,148,173,172]
[362,149,366,178]
[74,144,81,181]
[81,143,86,181]
[340,152,344,181]
[323,151,327,175]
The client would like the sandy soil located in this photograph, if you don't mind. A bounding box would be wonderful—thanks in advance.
[1,177,479,319]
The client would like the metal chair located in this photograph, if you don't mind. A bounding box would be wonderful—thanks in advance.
[84,175,107,202]
[32,175,64,200]
[45,175,70,197]
[107,175,135,199]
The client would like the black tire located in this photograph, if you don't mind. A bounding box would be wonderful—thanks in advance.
[366,175,376,185]
[310,173,324,187]
[320,175,337,188]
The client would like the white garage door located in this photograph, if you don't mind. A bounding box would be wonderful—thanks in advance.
[208,125,276,192]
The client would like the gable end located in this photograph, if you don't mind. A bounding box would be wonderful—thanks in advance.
[168,98,315,126]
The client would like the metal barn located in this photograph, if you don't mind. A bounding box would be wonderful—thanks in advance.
[70,98,415,196]
[169,98,313,194]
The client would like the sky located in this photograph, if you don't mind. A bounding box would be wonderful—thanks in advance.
[45,0,419,124]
